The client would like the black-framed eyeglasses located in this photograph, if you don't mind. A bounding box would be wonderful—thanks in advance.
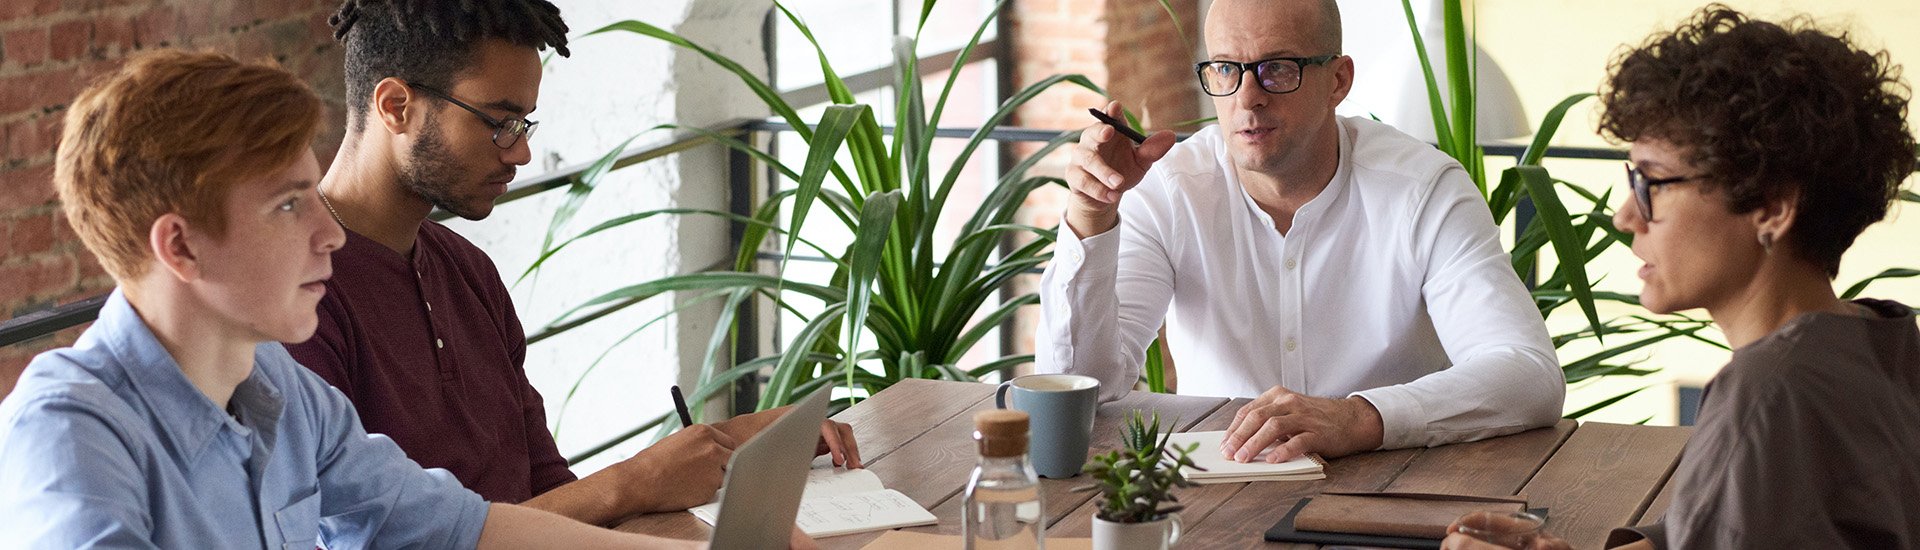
[1624,162,1698,220]
[1195,55,1339,97]
[408,83,538,149]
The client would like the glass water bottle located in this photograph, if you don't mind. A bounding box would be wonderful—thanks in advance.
[962,409,1044,549]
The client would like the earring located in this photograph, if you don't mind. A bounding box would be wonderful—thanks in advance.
[1758,232,1774,252]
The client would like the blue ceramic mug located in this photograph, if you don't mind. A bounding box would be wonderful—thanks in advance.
[995,374,1100,478]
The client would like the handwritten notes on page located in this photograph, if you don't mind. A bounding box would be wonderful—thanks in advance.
[690,468,938,538]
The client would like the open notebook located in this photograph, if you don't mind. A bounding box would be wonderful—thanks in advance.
[691,468,937,538]
[1167,431,1326,484]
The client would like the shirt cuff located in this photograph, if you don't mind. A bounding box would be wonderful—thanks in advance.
[1608,523,1666,550]
[448,491,490,549]
[1051,213,1122,280]
[1349,385,1425,450]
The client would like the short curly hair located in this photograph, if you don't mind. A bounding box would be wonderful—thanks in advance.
[1598,4,1916,276]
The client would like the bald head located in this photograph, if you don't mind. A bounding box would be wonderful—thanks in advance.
[1205,0,1342,56]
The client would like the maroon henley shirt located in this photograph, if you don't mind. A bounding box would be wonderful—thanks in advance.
[287,222,575,503]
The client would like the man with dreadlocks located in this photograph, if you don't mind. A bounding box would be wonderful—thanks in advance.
[288,0,859,528]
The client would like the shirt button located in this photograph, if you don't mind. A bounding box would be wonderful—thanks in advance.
[1070,250,1083,263]
[1285,337,1297,352]
[436,338,444,349]
[1285,258,1297,270]
[425,301,433,312]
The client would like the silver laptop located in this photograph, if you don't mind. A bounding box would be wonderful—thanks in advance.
[708,387,831,550]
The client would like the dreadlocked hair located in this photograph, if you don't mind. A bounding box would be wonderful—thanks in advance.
[330,0,569,132]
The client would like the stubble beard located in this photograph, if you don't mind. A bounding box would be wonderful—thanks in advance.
[398,113,491,221]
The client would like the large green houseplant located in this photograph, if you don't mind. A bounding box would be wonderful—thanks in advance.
[527,0,1097,435]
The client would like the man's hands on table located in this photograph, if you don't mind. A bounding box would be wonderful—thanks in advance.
[1220,385,1385,463]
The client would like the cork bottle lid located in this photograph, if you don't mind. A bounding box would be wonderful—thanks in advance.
[974,410,1028,458]
[975,409,1028,436]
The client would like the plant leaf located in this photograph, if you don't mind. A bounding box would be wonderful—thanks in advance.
[945,293,1039,364]
[1400,0,1453,153]
[784,105,871,275]
[1519,93,1594,166]
[518,207,844,285]
[1840,268,1920,299]
[549,272,844,330]
[842,190,902,404]
[1442,0,1473,167]
[528,132,645,289]
[1565,386,1648,419]
[1143,338,1167,393]
[765,302,849,409]
[1510,165,1603,341]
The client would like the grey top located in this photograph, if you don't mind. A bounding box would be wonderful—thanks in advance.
[1609,299,1920,549]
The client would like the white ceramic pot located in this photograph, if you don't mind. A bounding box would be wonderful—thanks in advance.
[1091,514,1182,550]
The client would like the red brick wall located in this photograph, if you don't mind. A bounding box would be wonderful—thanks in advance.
[1005,0,1202,367]
[1,0,346,396]
[1010,0,1202,133]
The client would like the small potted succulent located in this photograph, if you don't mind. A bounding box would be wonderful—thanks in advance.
[1075,410,1203,550]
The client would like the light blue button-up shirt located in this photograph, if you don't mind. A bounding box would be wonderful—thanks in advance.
[0,290,489,549]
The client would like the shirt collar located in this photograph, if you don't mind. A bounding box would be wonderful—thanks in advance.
[94,289,286,463]
[1224,117,1355,231]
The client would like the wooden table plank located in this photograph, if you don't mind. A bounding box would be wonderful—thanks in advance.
[1173,445,1426,548]
[814,378,1000,467]
[614,378,998,542]
[614,380,1699,550]
[1383,420,1578,497]
[1636,475,1678,527]
[906,390,1231,537]
[1517,422,1691,549]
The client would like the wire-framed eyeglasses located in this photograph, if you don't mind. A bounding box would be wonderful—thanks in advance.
[408,83,538,149]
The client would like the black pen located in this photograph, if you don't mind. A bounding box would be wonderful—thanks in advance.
[671,385,694,427]
[1087,107,1147,144]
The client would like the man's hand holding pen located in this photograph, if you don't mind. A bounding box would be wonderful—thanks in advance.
[1067,100,1179,238]
[672,385,862,469]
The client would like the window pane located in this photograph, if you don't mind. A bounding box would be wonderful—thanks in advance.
[774,0,896,92]
[901,0,998,55]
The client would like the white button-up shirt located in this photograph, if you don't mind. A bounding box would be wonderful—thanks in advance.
[1036,117,1565,449]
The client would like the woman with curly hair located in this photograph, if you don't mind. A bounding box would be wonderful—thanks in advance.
[1443,4,1920,550]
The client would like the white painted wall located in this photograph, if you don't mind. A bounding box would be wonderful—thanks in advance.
[441,0,772,476]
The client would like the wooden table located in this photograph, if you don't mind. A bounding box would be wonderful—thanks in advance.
[616,379,1691,549]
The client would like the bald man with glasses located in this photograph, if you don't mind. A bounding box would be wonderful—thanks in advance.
[1036,0,1564,465]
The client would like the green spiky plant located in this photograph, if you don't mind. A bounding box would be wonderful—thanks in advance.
[524,0,1103,443]
[1075,410,1202,523]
